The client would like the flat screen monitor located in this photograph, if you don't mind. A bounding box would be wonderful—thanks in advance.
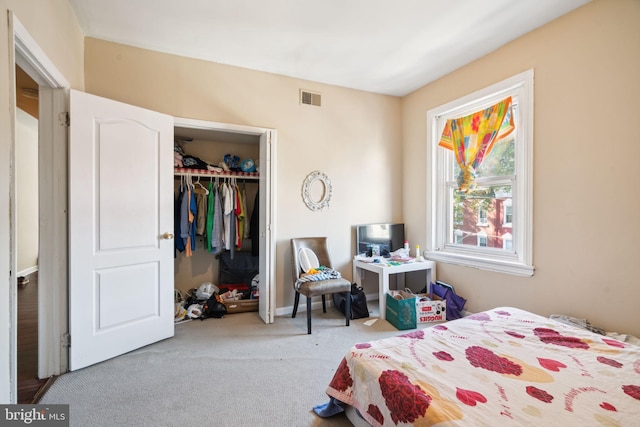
[356,223,405,257]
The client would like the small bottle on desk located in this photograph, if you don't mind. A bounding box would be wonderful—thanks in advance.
[415,245,420,258]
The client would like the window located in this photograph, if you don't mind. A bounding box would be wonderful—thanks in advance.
[477,206,488,225]
[426,70,534,276]
[503,199,513,226]
[502,232,513,250]
[477,231,488,247]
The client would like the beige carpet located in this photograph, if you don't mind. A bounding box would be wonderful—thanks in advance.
[39,302,411,426]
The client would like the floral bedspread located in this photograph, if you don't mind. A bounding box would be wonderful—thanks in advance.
[326,307,640,426]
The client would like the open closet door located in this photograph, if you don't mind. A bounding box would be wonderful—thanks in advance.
[258,130,274,323]
[68,90,174,370]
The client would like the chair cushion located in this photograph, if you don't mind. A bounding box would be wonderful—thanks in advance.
[296,277,351,297]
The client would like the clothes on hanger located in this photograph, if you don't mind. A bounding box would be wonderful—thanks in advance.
[175,174,256,257]
[194,186,208,236]
[175,177,197,257]
[235,182,245,250]
[205,180,215,253]
[174,185,185,256]
[241,183,250,240]
[209,181,224,254]
[250,190,259,256]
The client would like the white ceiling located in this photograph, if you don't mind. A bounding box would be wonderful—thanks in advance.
[68,0,590,96]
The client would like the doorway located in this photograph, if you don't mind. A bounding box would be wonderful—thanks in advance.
[14,64,47,403]
[10,14,70,404]
[173,118,276,324]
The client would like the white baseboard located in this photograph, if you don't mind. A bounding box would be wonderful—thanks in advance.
[17,265,38,277]
[276,298,334,317]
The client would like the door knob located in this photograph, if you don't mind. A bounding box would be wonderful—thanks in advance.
[162,232,174,240]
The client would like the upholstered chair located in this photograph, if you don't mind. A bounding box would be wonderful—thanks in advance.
[290,237,351,334]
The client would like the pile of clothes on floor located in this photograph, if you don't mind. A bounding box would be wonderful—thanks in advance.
[174,281,257,322]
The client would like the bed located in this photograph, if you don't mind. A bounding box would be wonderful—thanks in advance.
[324,307,640,426]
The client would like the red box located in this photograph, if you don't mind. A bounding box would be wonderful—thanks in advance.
[219,283,249,291]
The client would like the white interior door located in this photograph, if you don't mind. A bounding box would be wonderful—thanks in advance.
[258,131,274,323]
[69,90,174,371]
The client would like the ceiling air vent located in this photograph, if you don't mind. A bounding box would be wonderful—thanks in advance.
[300,89,321,106]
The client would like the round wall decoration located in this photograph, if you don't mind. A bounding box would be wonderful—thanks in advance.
[302,170,332,211]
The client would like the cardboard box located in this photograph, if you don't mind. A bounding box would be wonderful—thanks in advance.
[415,294,446,323]
[223,298,258,314]
[386,290,416,330]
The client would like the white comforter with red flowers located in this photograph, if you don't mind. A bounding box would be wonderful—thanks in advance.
[326,307,640,426]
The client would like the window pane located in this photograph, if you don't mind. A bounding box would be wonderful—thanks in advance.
[451,184,513,250]
[475,134,515,178]
[452,108,516,180]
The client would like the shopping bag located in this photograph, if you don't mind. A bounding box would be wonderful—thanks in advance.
[430,281,466,320]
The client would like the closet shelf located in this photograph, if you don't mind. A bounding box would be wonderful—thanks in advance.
[174,167,259,180]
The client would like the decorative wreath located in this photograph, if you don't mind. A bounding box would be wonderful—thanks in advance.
[302,171,332,211]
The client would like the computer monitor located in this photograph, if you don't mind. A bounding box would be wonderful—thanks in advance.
[356,223,405,257]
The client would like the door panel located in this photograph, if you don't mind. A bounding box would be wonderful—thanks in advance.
[95,263,159,329]
[69,90,174,371]
[98,121,159,250]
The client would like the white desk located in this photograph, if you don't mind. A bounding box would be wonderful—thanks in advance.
[352,259,436,320]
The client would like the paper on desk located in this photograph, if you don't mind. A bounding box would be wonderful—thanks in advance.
[354,254,385,263]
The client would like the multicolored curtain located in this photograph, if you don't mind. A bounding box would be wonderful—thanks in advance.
[439,96,515,192]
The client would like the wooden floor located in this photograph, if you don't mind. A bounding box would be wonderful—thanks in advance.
[17,271,51,403]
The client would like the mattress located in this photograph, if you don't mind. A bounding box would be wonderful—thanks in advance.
[326,307,640,426]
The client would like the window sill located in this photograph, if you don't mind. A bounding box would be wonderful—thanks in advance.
[426,250,534,277]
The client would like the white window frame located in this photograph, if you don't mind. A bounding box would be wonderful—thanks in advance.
[477,231,488,247]
[426,69,534,277]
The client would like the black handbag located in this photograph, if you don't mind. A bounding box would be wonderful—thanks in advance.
[333,283,369,319]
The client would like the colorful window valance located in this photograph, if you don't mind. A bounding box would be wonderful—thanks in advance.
[438,96,515,192]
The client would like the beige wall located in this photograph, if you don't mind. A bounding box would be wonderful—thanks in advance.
[16,108,38,274]
[0,0,84,403]
[83,38,403,310]
[402,0,640,337]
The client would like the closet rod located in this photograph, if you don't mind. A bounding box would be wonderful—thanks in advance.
[174,167,259,181]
